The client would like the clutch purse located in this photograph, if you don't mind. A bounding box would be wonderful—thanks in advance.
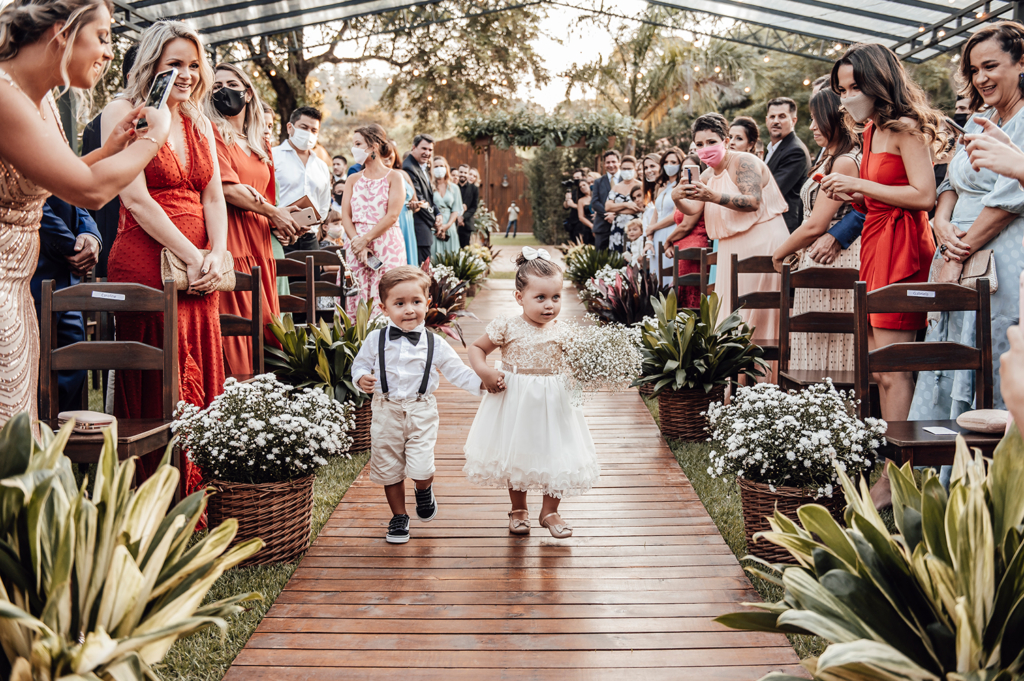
[160,248,235,292]
[928,248,998,293]
[57,410,115,434]
[956,409,1009,434]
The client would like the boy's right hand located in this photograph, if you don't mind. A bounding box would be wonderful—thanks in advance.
[481,368,506,394]
[356,375,377,393]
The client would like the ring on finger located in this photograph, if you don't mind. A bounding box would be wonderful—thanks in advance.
[939,244,948,254]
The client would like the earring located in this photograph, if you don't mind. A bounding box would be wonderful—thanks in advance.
[1019,72,1024,91]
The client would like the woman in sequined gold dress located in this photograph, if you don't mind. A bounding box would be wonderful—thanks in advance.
[0,0,171,428]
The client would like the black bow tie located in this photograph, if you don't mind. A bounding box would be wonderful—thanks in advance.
[389,326,421,345]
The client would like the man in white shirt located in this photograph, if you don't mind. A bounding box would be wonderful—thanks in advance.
[272,106,332,253]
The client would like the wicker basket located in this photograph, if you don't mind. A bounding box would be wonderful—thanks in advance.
[657,385,724,441]
[207,474,315,566]
[349,400,372,452]
[737,477,846,563]
[638,381,654,397]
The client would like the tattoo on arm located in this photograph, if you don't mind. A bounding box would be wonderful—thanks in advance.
[727,158,763,211]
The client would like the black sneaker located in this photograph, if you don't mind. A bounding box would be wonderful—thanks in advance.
[414,485,437,522]
[386,514,410,544]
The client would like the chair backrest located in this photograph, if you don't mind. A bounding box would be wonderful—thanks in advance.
[219,266,264,375]
[40,279,179,420]
[672,247,705,292]
[287,249,342,268]
[730,253,782,313]
[853,279,992,419]
[656,241,674,284]
[778,263,859,370]
[274,255,316,322]
[700,250,716,296]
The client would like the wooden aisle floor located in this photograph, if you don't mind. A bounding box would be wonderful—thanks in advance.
[223,279,804,680]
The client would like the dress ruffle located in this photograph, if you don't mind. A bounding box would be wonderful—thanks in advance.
[463,458,601,499]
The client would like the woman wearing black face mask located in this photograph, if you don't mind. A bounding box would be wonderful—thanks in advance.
[209,62,298,375]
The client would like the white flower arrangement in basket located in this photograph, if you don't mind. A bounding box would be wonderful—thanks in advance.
[556,317,643,406]
[172,374,355,485]
[705,380,887,498]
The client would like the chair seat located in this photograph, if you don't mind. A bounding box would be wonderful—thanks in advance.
[755,339,779,362]
[883,419,1002,467]
[44,418,172,462]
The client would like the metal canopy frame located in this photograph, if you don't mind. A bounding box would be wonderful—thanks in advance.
[114,0,1024,62]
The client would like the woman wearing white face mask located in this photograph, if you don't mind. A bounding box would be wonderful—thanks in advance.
[340,124,407,316]
[674,113,789,360]
[430,156,463,258]
[647,147,686,285]
[605,155,643,253]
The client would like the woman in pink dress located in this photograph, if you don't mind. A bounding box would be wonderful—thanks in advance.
[341,124,407,315]
[675,113,789,348]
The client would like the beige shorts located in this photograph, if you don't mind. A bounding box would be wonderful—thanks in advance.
[369,392,439,486]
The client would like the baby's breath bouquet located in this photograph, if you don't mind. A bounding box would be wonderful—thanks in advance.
[556,318,643,405]
[173,374,354,484]
[705,380,886,498]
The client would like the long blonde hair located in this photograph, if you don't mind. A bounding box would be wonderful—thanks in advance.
[124,20,213,129]
[208,62,270,163]
[0,0,113,115]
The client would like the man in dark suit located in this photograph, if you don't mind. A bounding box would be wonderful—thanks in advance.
[30,196,103,412]
[403,134,442,264]
[590,149,621,250]
[764,97,811,233]
[456,163,479,248]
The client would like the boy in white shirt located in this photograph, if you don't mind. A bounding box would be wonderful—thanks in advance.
[352,266,490,543]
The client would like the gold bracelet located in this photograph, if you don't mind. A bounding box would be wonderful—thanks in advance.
[135,135,161,147]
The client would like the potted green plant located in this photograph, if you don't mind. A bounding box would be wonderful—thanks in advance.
[585,264,668,326]
[432,248,489,298]
[562,241,627,290]
[173,374,354,565]
[635,290,768,441]
[0,413,262,680]
[705,380,886,562]
[266,299,384,451]
[717,429,1024,680]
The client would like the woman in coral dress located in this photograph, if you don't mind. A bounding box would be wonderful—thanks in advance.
[210,63,298,375]
[342,124,407,315]
[106,23,229,484]
[665,208,709,309]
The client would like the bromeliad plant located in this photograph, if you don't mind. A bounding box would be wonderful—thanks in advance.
[423,260,475,346]
[266,299,384,407]
[0,413,262,680]
[563,241,626,290]
[585,264,668,326]
[431,248,489,287]
[634,289,769,395]
[718,429,1024,681]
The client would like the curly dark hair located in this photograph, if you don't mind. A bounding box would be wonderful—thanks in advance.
[958,21,1024,113]
[691,113,730,140]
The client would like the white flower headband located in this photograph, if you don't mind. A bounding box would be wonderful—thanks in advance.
[521,246,551,261]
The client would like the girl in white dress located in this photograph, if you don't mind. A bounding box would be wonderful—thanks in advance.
[464,249,600,538]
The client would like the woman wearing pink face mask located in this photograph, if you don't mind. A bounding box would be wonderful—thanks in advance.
[674,113,789,350]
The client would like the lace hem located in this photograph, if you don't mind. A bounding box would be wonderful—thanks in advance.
[462,459,600,499]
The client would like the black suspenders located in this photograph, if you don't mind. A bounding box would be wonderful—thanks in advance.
[378,327,434,400]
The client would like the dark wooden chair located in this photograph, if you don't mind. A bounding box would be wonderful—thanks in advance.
[288,250,346,320]
[730,253,785,362]
[703,250,717,295]
[670,246,713,296]
[274,255,316,324]
[40,279,181,473]
[854,279,1001,466]
[778,263,860,392]
[220,266,264,382]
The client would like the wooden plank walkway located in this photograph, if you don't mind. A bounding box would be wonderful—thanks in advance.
[224,279,804,680]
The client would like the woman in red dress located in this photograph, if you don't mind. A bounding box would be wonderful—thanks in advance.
[210,62,299,375]
[106,21,229,484]
[663,154,710,308]
[820,43,945,507]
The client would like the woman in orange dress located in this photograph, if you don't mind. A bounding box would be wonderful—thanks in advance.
[106,21,229,484]
[675,113,789,349]
[821,43,944,509]
[210,62,299,375]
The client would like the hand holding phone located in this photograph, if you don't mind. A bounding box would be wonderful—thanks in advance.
[136,68,177,130]
[365,253,384,270]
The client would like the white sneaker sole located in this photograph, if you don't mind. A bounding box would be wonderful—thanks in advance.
[386,533,410,544]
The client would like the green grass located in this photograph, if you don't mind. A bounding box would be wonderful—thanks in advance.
[641,395,894,661]
[155,451,369,681]
[489,271,516,279]
[489,234,545,247]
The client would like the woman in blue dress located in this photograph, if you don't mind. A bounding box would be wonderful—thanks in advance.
[430,155,463,258]
[395,165,419,266]
[909,24,1024,438]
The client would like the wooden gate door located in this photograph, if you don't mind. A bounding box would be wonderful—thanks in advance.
[433,137,532,234]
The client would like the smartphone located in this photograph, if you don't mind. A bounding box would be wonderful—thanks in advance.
[946,116,966,135]
[682,164,700,184]
[136,67,177,130]
[293,207,319,227]
[365,253,384,271]
[812,173,854,202]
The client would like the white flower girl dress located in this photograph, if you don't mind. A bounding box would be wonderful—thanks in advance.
[463,315,600,498]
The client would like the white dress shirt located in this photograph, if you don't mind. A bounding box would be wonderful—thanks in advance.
[764,139,781,164]
[272,141,332,220]
[352,323,482,400]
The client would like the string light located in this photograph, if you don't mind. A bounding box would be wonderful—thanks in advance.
[441,78,447,84]
[938,29,946,37]
[744,86,751,93]
[501,79,507,85]
[387,78,393,84]
[413,69,419,76]
[693,65,700,72]
[427,95,433,101]
[269,70,276,76]
[683,94,690,100]
[919,26,926,32]
[803,79,811,85]
[714,66,721,73]
[977,10,985,17]
[491,98,498,104]
[763,55,770,62]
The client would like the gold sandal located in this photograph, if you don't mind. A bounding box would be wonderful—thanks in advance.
[508,510,530,535]
[540,512,572,539]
